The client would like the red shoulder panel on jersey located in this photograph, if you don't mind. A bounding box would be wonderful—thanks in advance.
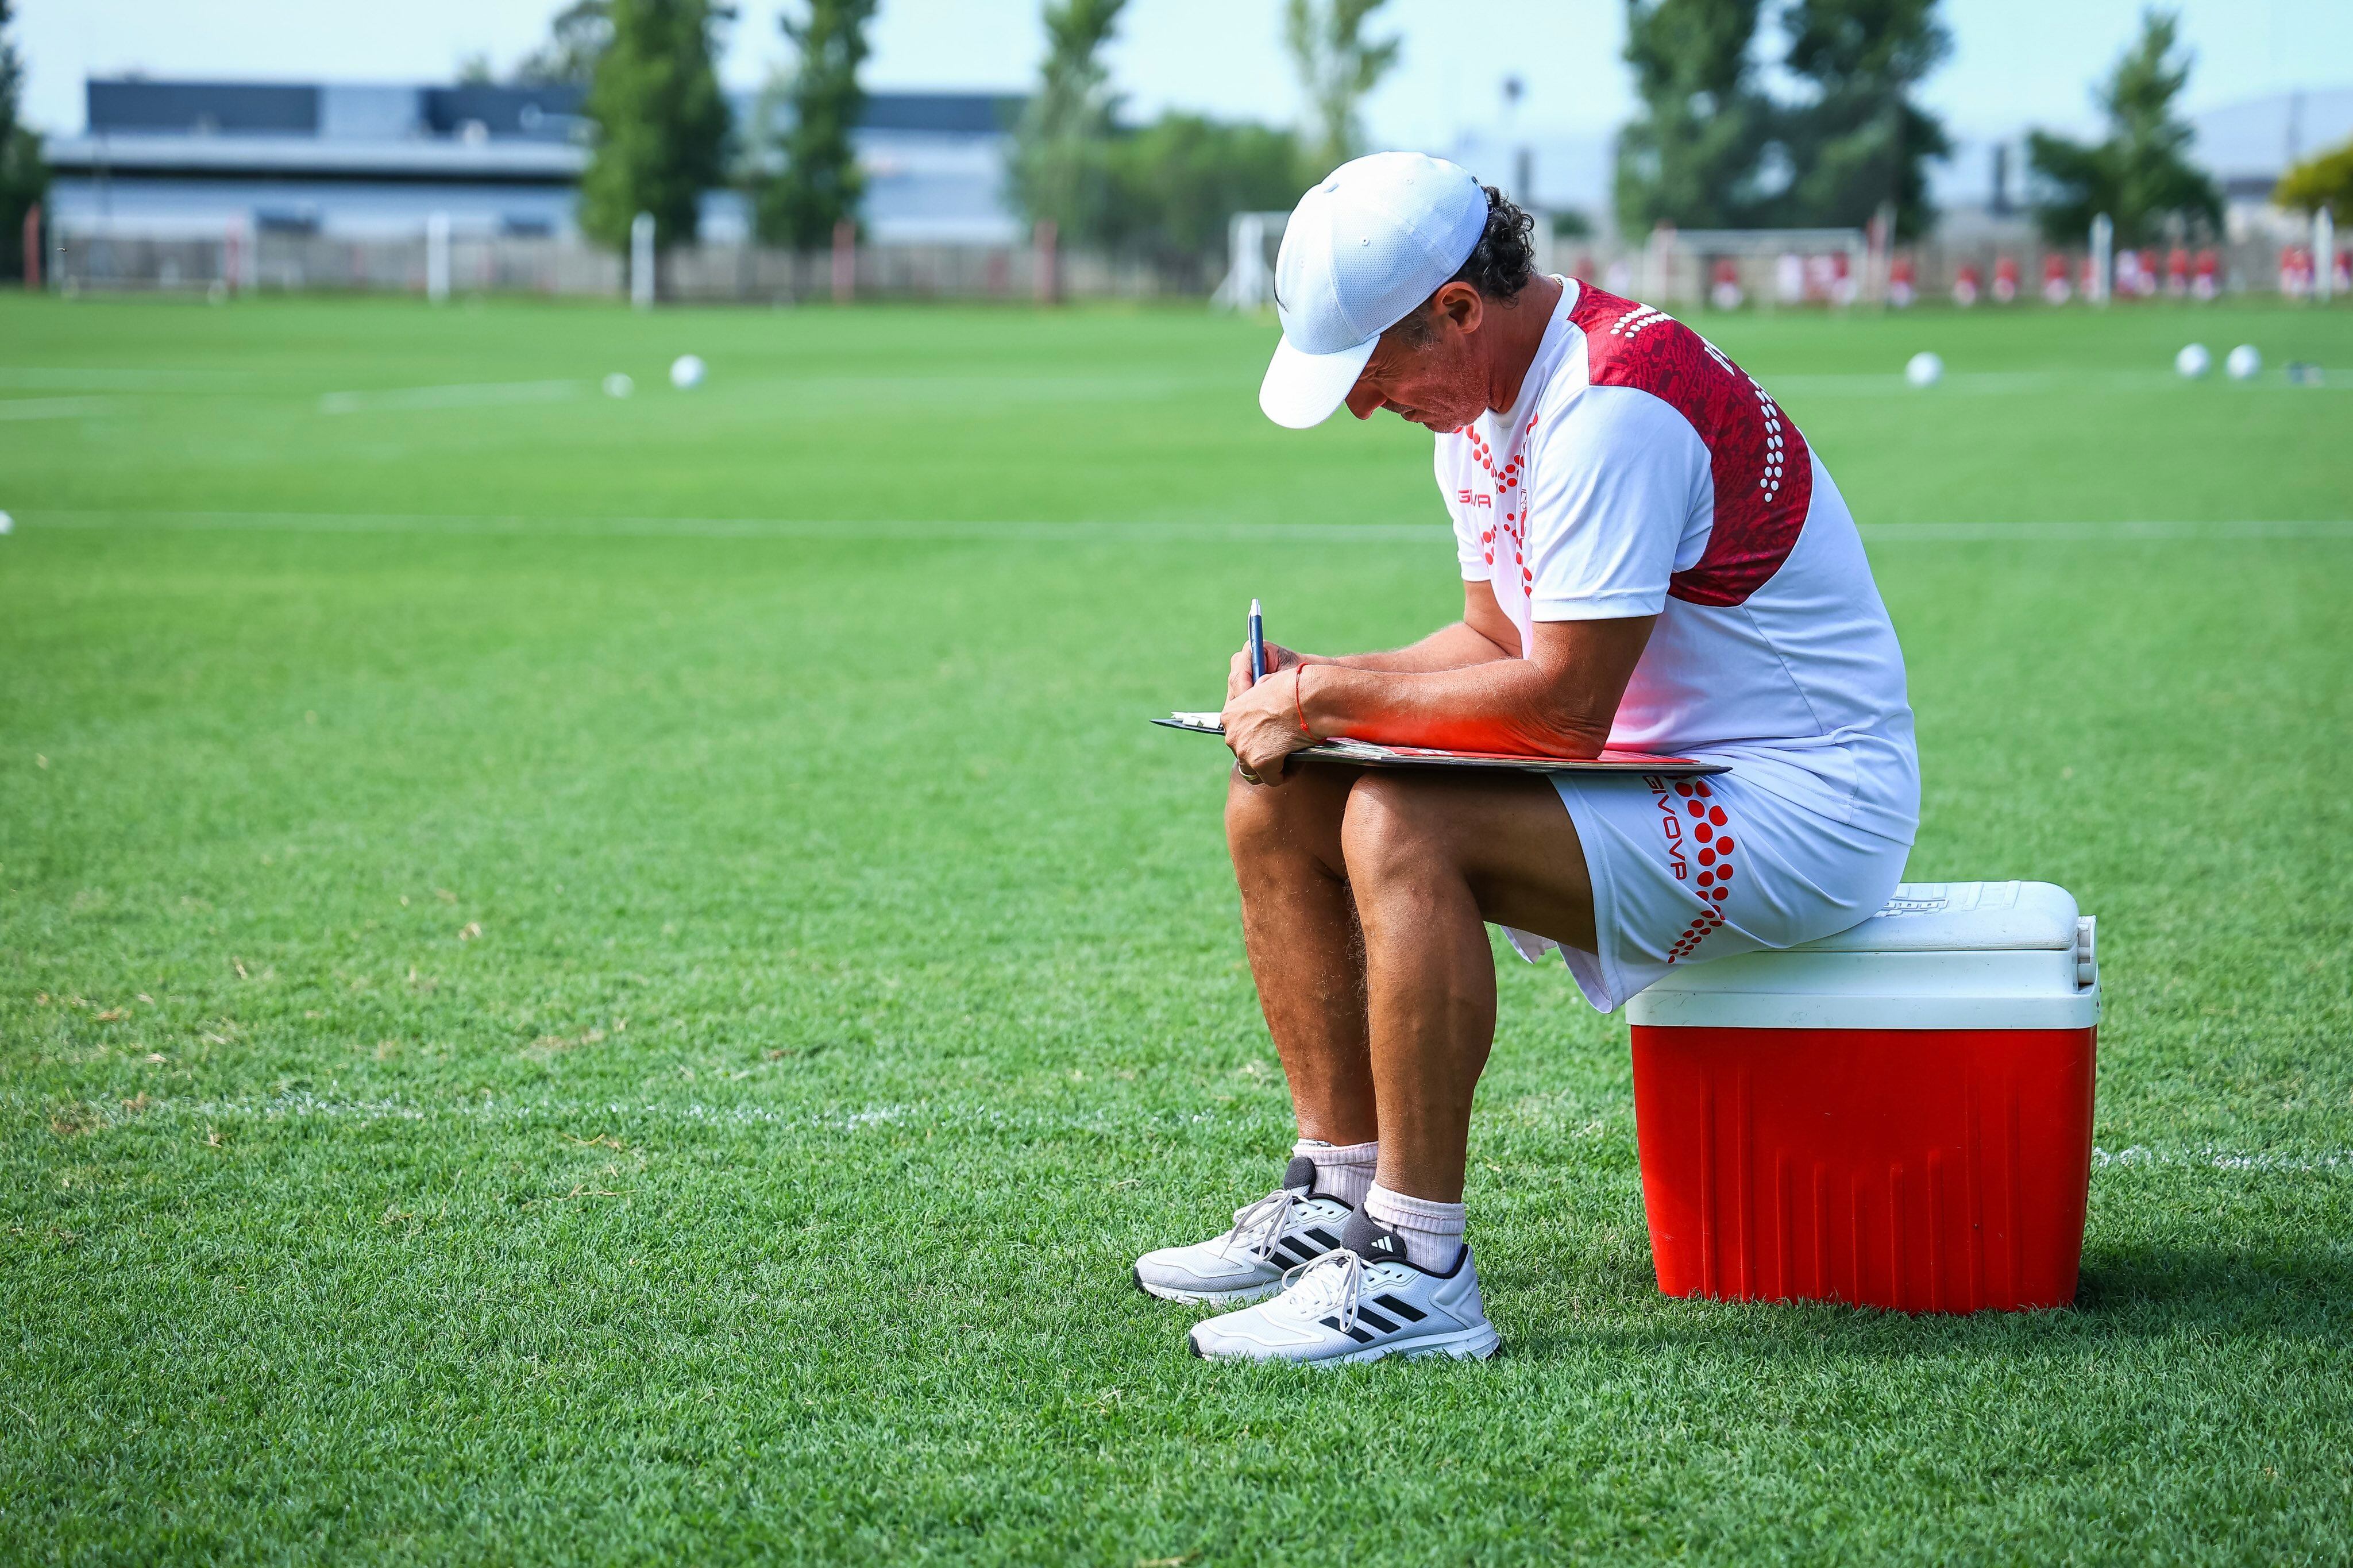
[1567,284,1811,607]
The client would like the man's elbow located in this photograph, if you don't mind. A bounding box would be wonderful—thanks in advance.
[1514,706,1613,759]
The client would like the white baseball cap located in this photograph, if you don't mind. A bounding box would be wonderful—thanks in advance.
[1259,152,1491,429]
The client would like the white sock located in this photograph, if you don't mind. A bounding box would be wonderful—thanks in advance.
[1365,1182,1467,1272]
[1292,1138,1378,1208]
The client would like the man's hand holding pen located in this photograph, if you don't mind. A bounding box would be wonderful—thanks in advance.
[1224,632,1318,786]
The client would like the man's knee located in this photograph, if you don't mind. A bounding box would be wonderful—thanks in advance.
[1224,768,1280,854]
[1339,774,1461,890]
[1225,767,1340,865]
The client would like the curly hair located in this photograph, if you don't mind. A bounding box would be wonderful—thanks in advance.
[1394,185,1538,343]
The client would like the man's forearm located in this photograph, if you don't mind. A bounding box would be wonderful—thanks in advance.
[1224,604,1651,773]
[1295,658,1615,759]
[1309,620,1512,675]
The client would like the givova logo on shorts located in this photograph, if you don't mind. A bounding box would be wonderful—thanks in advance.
[1648,774,1738,964]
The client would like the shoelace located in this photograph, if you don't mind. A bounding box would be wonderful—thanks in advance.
[1218,1187,1309,1262]
[1278,1246,1368,1335]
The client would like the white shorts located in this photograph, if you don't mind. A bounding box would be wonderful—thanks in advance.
[1505,766,1912,1013]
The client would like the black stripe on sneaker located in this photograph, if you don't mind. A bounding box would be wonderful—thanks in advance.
[1321,1316,1375,1344]
[1279,1236,1322,1264]
[1305,1227,1343,1250]
[1372,1293,1427,1322]
[1353,1307,1400,1334]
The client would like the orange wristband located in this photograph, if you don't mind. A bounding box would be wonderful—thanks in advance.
[1294,664,1314,737]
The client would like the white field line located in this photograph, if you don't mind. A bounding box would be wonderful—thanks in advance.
[317,379,586,415]
[0,368,258,390]
[17,510,2353,546]
[0,396,115,421]
[13,1092,1230,1137]
[9,1091,1591,1142]
[1768,369,2353,397]
[4,367,2339,404]
[2092,1145,2352,1175]
[708,370,1220,403]
[1861,519,2353,542]
[21,509,1456,544]
[11,1092,2350,1173]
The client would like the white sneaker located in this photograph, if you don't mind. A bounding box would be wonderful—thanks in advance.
[1132,1156,1356,1308]
[1186,1208,1500,1365]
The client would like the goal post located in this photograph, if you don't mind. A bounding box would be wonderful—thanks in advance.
[1212,211,1291,312]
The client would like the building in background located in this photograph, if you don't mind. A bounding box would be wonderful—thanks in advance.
[44,78,1025,245]
[2190,88,2353,238]
[46,79,589,239]
[834,92,1025,244]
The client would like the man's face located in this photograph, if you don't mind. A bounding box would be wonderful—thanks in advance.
[1341,287,1491,431]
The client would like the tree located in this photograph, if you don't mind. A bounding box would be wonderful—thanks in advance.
[2027,9,2221,246]
[1104,113,1307,260]
[515,1,615,88]
[0,0,45,281]
[2275,136,2353,224]
[1283,0,1401,176]
[577,0,732,253]
[1773,0,1951,239]
[749,0,878,248]
[1007,0,1127,247]
[1009,1,1316,258]
[1613,0,1775,234]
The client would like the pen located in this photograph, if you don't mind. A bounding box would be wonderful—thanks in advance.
[1247,598,1266,687]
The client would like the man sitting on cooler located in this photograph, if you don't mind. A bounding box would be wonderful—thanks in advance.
[1132,154,1920,1364]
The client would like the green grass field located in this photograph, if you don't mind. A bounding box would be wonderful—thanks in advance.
[3,291,2351,1565]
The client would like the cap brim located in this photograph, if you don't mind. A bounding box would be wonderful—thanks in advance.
[1259,334,1378,429]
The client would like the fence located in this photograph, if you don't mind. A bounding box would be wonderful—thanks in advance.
[44,221,2347,308]
[49,224,1209,303]
[1563,229,2338,311]
[49,229,623,296]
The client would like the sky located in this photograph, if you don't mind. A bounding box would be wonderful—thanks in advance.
[17,0,2353,160]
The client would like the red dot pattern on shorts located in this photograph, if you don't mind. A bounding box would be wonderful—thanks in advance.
[1666,785,1737,964]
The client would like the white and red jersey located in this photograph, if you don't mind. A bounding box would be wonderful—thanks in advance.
[1439,280,1918,842]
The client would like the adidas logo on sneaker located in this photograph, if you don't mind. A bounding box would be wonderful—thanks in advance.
[1185,1206,1499,1365]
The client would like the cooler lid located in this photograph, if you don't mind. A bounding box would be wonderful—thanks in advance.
[1795,881,2080,953]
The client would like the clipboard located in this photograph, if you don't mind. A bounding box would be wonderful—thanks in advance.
[1152,712,1729,777]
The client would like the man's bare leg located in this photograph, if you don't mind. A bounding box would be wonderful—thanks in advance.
[1224,763,1378,1146]
[1337,770,1598,1202]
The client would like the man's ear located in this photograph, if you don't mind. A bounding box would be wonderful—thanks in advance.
[1436,281,1484,335]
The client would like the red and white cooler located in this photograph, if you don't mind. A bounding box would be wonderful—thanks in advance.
[1624,881,2100,1314]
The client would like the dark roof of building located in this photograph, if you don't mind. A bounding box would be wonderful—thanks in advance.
[422,85,589,138]
[87,79,590,142]
[859,93,1025,136]
[44,135,587,184]
[83,78,1022,142]
[89,79,322,137]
